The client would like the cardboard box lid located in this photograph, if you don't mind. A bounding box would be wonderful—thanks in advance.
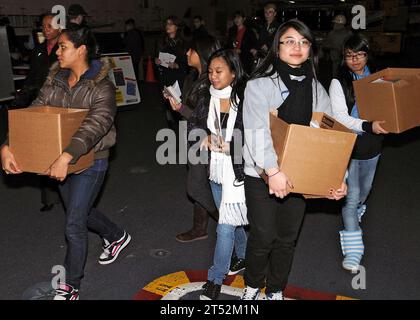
[269,113,356,196]
[18,105,88,115]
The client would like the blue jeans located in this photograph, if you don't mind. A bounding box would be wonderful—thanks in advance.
[59,158,123,289]
[342,155,380,232]
[208,181,247,285]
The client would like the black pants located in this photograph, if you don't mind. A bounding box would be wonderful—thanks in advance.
[40,175,60,206]
[244,176,306,293]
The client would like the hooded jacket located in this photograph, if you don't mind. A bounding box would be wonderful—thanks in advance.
[30,57,117,163]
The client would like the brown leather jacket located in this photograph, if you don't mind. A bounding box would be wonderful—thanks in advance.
[31,57,116,163]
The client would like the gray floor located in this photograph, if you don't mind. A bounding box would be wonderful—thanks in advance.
[0,79,419,300]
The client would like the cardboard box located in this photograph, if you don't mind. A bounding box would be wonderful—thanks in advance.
[358,0,376,11]
[268,112,357,197]
[364,32,402,54]
[8,106,94,174]
[381,0,400,16]
[353,68,420,133]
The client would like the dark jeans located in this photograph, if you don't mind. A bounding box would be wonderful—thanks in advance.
[244,176,306,294]
[59,158,123,289]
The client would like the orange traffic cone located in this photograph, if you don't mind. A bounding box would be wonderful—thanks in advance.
[146,56,158,83]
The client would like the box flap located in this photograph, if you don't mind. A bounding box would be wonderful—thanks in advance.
[311,112,352,133]
[269,113,290,167]
[25,106,88,115]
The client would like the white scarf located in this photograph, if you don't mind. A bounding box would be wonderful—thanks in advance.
[207,85,248,226]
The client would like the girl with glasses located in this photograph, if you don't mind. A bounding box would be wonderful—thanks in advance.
[241,19,347,300]
[329,33,388,272]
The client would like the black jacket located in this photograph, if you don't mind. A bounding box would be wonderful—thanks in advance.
[228,26,257,74]
[123,29,145,62]
[157,37,189,87]
[258,20,280,51]
[192,25,209,40]
[13,41,59,107]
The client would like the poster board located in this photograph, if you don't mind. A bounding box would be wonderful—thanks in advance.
[102,53,141,107]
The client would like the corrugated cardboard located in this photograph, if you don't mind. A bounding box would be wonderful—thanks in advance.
[364,32,402,54]
[269,112,356,197]
[8,106,94,174]
[353,68,420,133]
[381,0,399,16]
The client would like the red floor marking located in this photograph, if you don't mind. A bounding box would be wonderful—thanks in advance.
[133,270,354,300]
[284,285,338,300]
[133,289,162,300]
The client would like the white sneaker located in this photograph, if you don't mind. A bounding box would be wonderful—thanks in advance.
[241,286,260,300]
[265,291,284,300]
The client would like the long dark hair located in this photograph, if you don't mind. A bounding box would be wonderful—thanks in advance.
[61,24,99,63]
[164,15,185,45]
[208,49,248,109]
[190,36,221,73]
[185,36,221,108]
[251,19,318,81]
[336,33,376,108]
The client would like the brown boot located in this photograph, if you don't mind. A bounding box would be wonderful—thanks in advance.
[176,203,209,242]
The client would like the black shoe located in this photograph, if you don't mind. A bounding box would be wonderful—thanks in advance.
[199,281,221,300]
[40,204,54,212]
[228,257,245,275]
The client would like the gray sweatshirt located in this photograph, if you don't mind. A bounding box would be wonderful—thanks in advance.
[243,72,332,178]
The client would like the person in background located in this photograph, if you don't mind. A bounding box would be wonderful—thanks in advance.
[241,19,347,300]
[228,11,257,75]
[123,18,145,81]
[252,3,280,59]
[192,15,210,40]
[155,15,189,130]
[165,36,221,243]
[323,14,352,77]
[68,4,88,26]
[329,33,388,272]
[14,13,61,108]
[13,13,62,212]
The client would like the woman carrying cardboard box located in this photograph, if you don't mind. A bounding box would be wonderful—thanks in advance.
[329,33,388,272]
[1,24,131,300]
[241,19,347,300]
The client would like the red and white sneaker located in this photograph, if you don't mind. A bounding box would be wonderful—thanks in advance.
[99,231,131,265]
[53,283,79,300]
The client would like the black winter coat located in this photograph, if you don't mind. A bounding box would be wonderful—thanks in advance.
[13,41,59,107]
[228,26,257,75]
